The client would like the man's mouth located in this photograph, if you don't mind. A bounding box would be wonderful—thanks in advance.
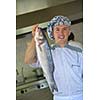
[58,35,65,39]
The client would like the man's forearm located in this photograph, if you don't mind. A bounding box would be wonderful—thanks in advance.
[24,38,37,64]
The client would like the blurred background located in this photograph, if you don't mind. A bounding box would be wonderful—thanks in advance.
[16,0,83,100]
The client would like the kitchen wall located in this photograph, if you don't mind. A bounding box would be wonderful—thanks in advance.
[71,22,83,44]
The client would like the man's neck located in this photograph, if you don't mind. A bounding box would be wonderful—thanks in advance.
[55,42,68,48]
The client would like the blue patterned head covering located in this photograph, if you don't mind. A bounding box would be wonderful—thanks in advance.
[47,15,71,40]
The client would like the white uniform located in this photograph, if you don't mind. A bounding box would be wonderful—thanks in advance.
[31,44,83,100]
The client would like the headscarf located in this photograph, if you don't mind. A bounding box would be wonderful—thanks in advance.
[47,15,71,40]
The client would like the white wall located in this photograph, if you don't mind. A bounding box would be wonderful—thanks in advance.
[71,22,83,44]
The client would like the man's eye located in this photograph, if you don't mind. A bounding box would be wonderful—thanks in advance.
[55,28,59,31]
[63,27,69,31]
[63,28,67,31]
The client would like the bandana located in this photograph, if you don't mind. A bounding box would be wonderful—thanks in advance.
[47,15,71,40]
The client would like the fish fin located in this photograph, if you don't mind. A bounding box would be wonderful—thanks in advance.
[54,85,58,92]
[49,84,54,92]
[49,83,58,92]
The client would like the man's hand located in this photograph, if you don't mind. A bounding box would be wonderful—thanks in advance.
[32,25,44,47]
[32,24,39,38]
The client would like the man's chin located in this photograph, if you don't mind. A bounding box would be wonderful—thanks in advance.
[58,40,67,45]
[58,39,66,42]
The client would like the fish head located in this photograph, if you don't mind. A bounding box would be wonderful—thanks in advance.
[35,27,44,41]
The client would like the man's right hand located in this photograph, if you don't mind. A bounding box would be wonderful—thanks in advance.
[32,24,39,38]
[32,24,44,46]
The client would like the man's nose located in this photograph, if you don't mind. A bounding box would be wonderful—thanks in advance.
[58,32,64,36]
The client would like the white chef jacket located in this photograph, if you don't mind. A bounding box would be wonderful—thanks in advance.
[30,44,83,100]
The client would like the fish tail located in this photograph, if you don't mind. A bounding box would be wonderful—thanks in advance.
[49,82,58,92]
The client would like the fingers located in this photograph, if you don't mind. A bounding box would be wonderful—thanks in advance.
[37,38,44,42]
[32,24,44,47]
[32,24,39,37]
[36,34,44,47]
[38,40,44,47]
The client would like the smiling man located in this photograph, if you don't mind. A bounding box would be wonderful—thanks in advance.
[25,15,83,100]
[53,25,70,47]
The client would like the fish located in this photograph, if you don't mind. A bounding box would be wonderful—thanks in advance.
[34,27,58,92]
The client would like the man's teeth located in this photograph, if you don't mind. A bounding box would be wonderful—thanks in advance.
[58,35,64,39]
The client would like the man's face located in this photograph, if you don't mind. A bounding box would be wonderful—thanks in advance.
[53,25,70,47]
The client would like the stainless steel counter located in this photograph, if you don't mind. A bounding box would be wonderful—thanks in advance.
[16,79,53,100]
[17,88,53,100]
[17,79,48,96]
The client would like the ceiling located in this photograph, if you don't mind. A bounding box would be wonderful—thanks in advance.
[16,0,83,34]
[16,0,76,15]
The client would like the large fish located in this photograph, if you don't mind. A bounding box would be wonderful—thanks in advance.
[34,27,58,92]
